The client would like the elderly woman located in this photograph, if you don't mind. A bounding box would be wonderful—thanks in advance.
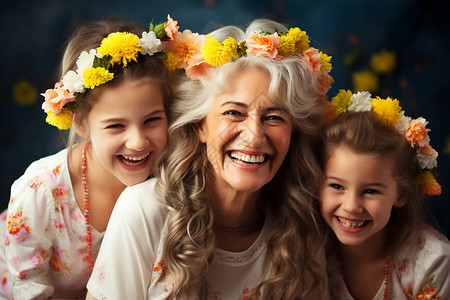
[86,18,332,300]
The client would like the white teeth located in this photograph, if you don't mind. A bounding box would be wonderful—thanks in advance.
[230,151,265,164]
[120,154,149,166]
[337,217,366,229]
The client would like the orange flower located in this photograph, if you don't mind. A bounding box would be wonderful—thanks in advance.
[245,33,280,59]
[165,30,205,69]
[417,171,441,196]
[301,47,322,74]
[419,144,438,157]
[164,14,179,40]
[41,82,75,115]
[405,119,429,148]
[317,74,332,95]
[185,61,213,80]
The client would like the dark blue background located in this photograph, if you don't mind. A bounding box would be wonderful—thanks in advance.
[1,0,449,236]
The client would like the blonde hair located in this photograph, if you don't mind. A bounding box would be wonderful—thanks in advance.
[59,17,170,163]
[319,111,424,252]
[156,19,326,299]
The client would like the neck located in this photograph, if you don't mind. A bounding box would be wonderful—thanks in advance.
[340,229,388,262]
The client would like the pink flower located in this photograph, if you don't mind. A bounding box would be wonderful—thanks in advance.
[164,14,179,40]
[165,30,206,69]
[301,47,322,74]
[185,61,213,80]
[245,33,280,59]
[41,82,75,115]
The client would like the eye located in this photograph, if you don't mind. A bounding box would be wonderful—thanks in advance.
[224,110,243,116]
[105,124,123,129]
[145,117,163,123]
[364,189,380,195]
[329,183,344,190]
[263,115,284,122]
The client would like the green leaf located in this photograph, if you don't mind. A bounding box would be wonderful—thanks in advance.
[153,51,168,60]
[153,23,167,40]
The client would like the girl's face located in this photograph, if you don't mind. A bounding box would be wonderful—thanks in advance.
[198,69,292,195]
[84,80,168,186]
[320,146,406,248]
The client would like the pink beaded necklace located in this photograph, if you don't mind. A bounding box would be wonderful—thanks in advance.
[81,141,94,271]
[338,245,390,300]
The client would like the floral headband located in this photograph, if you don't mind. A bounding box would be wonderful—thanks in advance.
[161,15,333,96]
[329,90,441,196]
[41,18,173,130]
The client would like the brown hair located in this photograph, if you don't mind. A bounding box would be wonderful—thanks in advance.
[319,111,424,251]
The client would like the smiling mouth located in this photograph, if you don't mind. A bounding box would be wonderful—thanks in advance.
[336,216,368,229]
[119,154,150,166]
[228,151,266,167]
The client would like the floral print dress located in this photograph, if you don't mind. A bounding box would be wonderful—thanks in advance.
[0,148,104,299]
[86,178,329,300]
[327,225,450,299]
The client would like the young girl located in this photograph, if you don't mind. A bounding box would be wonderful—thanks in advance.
[0,16,174,299]
[319,90,450,299]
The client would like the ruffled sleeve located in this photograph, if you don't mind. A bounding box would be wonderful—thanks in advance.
[86,178,167,300]
[5,167,64,299]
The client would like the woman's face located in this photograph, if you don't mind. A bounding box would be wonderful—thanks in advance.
[198,69,292,195]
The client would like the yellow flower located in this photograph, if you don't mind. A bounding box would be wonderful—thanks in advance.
[370,50,396,74]
[352,70,379,92]
[320,51,332,72]
[12,79,38,106]
[288,27,310,52]
[45,110,72,130]
[97,32,142,67]
[165,52,179,72]
[83,67,114,89]
[331,89,353,115]
[371,96,401,129]
[417,171,441,196]
[278,35,296,57]
[443,136,450,155]
[202,35,238,66]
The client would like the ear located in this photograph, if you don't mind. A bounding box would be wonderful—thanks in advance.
[197,120,207,143]
[394,195,407,208]
[74,115,88,138]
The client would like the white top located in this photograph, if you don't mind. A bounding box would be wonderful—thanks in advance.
[327,225,450,299]
[87,178,329,299]
[0,148,104,299]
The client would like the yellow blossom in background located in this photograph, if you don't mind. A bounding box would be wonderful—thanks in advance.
[352,70,379,92]
[202,35,238,66]
[370,50,396,74]
[288,27,310,52]
[45,111,72,130]
[83,68,114,89]
[165,52,179,72]
[331,89,353,115]
[12,79,38,106]
[320,51,332,72]
[278,35,296,57]
[97,32,142,66]
[371,96,401,129]
[417,171,441,196]
[443,136,450,155]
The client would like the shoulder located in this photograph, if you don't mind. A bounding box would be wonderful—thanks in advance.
[9,148,71,207]
[112,178,167,230]
[416,225,450,261]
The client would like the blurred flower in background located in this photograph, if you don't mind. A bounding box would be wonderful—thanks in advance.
[12,79,38,106]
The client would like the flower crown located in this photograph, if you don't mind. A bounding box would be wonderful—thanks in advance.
[329,90,441,196]
[161,15,333,95]
[41,18,174,130]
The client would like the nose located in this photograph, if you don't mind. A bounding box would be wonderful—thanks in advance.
[125,127,149,151]
[341,191,363,213]
[240,114,266,147]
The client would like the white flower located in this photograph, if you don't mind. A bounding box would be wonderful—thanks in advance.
[76,49,100,74]
[348,91,372,112]
[62,70,85,93]
[415,150,438,169]
[417,117,429,128]
[140,31,164,55]
[395,111,412,133]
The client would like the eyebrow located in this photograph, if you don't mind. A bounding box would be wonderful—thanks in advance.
[221,101,287,113]
[100,109,165,123]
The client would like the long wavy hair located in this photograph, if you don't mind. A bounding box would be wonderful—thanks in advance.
[58,17,170,169]
[318,111,424,253]
[156,19,327,299]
